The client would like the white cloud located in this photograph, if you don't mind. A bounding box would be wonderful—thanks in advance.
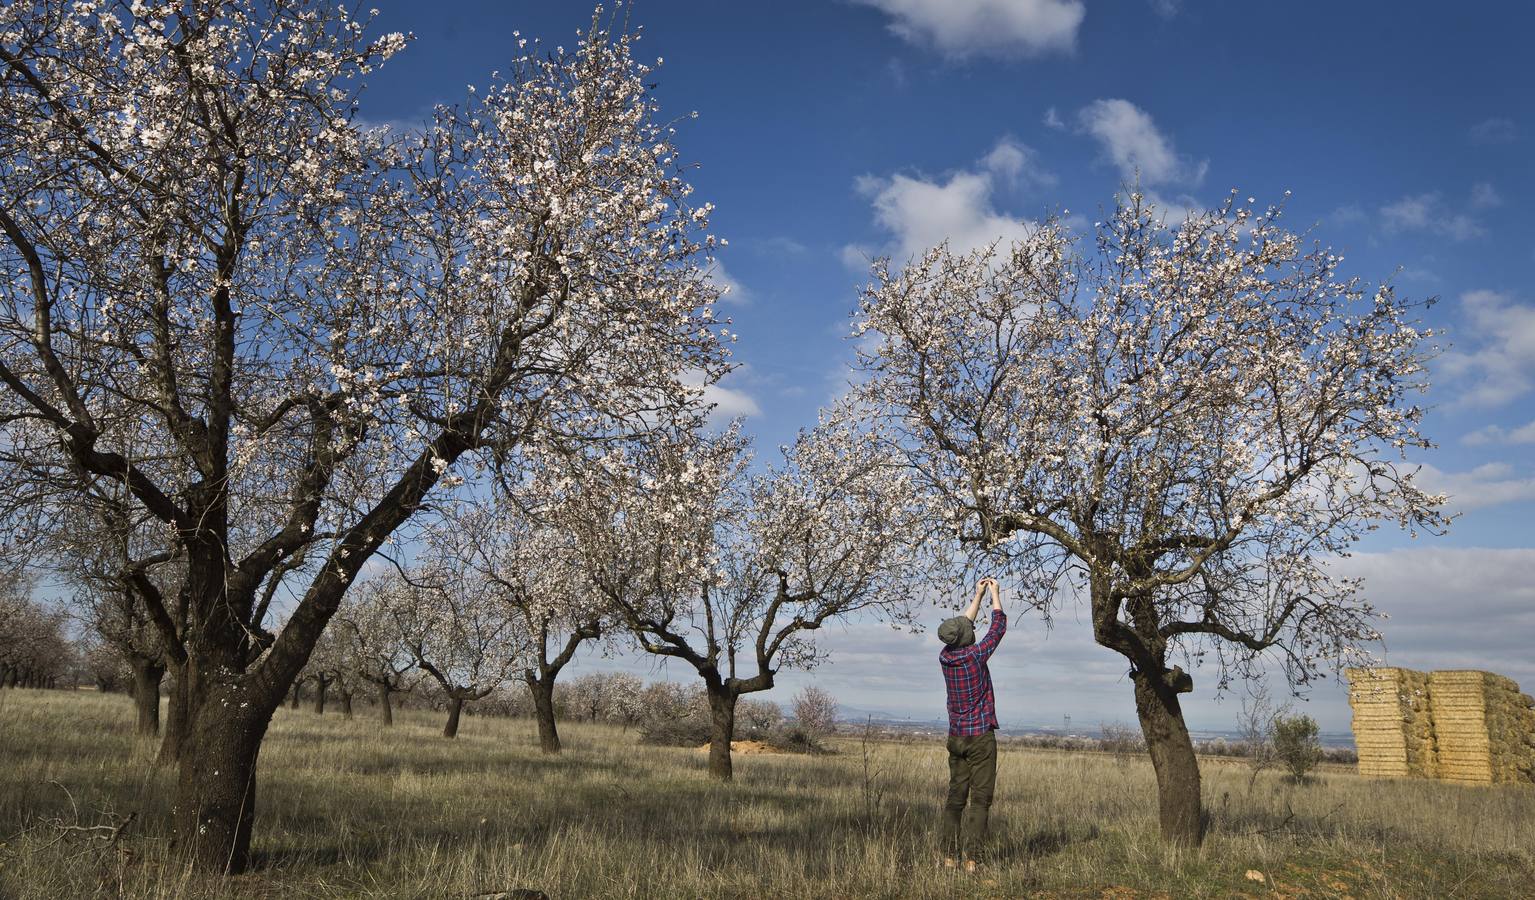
[351,115,426,142]
[854,138,1050,262]
[1379,192,1484,242]
[981,136,1055,189]
[1396,265,1441,284]
[1413,461,1535,512]
[1043,106,1065,130]
[1470,181,1503,210]
[852,0,1085,60]
[982,139,1027,182]
[1438,289,1535,407]
[839,243,876,272]
[1075,98,1205,187]
[1329,203,1366,225]
[1462,418,1535,446]
[1468,117,1517,145]
[1147,0,1181,16]
[1380,194,1433,230]
[754,236,809,257]
[681,369,761,424]
[858,171,1032,261]
[1332,547,1535,690]
[706,261,751,306]
[702,382,761,419]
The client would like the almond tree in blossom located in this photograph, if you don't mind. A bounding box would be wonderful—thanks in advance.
[332,582,416,726]
[561,422,932,780]
[0,446,194,754]
[425,497,607,754]
[850,192,1447,845]
[48,492,179,737]
[380,565,529,739]
[0,1,725,871]
[0,577,67,689]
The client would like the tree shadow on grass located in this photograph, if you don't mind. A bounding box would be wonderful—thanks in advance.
[250,758,825,872]
[991,820,1101,864]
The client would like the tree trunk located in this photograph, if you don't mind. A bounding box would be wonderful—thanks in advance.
[1132,667,1204,846]
[705,686,738,782]
[339,689,353,718]
[377,682,394,726]
[130,659,166,736]
[443,696,464,738]
[312,675,328,715]
[159,665,189,764]
[289,681,302,710]
[527,676,561,754]
[171,687,270,875]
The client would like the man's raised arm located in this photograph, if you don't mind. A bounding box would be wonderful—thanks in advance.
[963,581,985,622]
[975,579,1006,660]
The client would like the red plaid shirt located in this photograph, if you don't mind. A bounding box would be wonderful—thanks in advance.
[940,610,1006,736]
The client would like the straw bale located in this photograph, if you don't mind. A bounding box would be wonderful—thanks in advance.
[1429,669,1535,785]
[1346,667,1437,779]
[1347,667,1535,784]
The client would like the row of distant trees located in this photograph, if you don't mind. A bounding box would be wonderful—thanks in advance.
[0,0,1442,875]
[0,556,845,748]
[50,632,843,746]
[0,583,69,689]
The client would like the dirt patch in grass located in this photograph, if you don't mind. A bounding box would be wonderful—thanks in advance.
[696,740,781,755]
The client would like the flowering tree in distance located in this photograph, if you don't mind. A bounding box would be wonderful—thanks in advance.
[791,685,839,736]
[563,422,930,780]
[382,568,528,738]
[49,495,178,736]
[851,192,1446,845]
[425,496,607,754]
[333,583,417,726]
[0,1,725,871]
[0,578,67,689]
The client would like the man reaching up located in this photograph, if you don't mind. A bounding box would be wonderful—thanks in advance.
[937,577,1006,872]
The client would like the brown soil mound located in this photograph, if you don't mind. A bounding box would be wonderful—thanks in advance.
[696,740,780,755]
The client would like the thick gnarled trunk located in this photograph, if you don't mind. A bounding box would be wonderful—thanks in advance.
[705,685,739,782]
[130,659,166,736]
[443,696,465,738]
[1093,578,1205,847]
[1132,667,1203,846]
[171,675,272,875]
[526,676,561,754]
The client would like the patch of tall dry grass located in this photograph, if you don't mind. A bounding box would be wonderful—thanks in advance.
[1,689,1531,898]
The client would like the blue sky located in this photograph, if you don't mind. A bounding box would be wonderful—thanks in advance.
[362,1,1535,734]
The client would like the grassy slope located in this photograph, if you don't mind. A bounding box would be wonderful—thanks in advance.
[0,689,1531,899]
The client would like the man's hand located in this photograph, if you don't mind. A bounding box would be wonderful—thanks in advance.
[987,578,1002,612]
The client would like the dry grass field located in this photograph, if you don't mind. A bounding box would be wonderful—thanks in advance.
[1,689,1532,899]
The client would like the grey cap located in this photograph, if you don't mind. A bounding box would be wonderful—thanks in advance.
[938,616,975,648]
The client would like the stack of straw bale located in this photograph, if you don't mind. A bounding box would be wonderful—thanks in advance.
[1345,667,1437,778]
[1346,667,1535,785]
[1428,670,1535,785]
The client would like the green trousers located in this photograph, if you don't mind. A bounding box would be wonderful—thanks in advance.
[940,731,997,859]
